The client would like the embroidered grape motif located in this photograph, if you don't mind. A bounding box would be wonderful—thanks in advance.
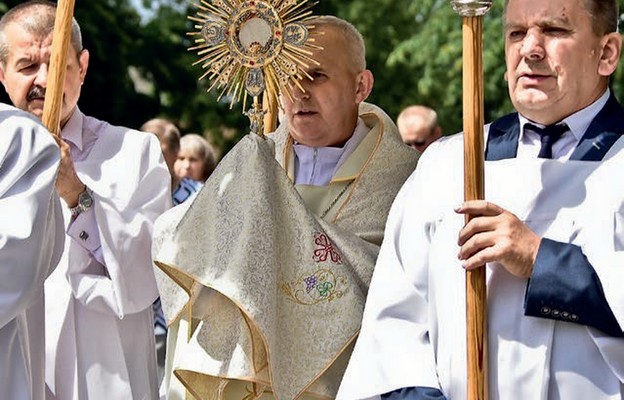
[304,276,317,293]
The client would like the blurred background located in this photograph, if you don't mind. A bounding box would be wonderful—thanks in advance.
[1,0,624,157]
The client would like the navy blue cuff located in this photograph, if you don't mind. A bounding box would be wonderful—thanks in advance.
[525,238,622,337]
[381,387,446,400]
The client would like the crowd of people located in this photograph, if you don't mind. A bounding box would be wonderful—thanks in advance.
[0,0,622,399]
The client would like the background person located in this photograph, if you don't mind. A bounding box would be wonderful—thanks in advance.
[396,105,442,152]
[140,117,182,189]
[174,133,217,184]
[140,119,204,205]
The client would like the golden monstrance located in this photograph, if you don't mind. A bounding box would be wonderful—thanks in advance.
[187,0,320,135]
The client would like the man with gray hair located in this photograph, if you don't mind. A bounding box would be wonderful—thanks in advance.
[339,0,624,398]
[396,105,442,152]
[0,1,171,399]
[153,14,418,400]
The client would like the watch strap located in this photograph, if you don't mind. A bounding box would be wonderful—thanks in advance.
[69,186,93,217]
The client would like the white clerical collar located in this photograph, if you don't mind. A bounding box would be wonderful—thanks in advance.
[293,117,368,186]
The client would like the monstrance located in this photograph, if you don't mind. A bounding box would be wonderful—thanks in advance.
[187,0,320,135]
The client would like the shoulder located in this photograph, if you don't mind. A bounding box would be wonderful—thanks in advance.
[83,113,159,149]
[0,103,58,154]
[0,102,50,132]
[422,131,464,158]
[358,102,396,134]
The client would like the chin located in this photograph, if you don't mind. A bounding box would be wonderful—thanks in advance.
[29,108,44,119]
[514,92,553,111]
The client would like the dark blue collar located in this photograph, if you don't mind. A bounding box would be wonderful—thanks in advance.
[485,113,519,161]
[485,94,624,161]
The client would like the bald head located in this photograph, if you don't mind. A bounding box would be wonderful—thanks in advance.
[397,105,442,152]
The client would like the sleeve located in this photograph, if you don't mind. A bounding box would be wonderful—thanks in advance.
[0,114,63,328]
[67,132,172,318]
[525,239,623,337]
[381,387,447,400]
[67,208,105,265]
[337,150,443,400]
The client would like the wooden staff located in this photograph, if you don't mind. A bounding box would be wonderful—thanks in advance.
[450,2,492,399]
[263,90,278,134]
[42,0,76,136]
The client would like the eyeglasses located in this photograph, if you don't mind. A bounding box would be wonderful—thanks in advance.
[404,140,426,149]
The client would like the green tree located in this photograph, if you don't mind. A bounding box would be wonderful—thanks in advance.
[383,0,510,134]
[1,0,624,150]
[132,1,248,154]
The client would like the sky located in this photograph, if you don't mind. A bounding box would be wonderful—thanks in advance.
[130,0,156,22]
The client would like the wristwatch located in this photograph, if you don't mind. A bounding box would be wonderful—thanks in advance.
[69,186,94,218]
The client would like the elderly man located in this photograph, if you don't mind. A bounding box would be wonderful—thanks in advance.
[396,105,442,152]
[339,0,624,399]
[0,1,171,399]
[0,103,64,400]
[153,15,418,400]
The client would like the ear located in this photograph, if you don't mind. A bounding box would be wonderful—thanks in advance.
[0,65,7,92]
[503,70,508,82]
[78,49,90,83]
[598,32,622,77]
[354,69,374,104]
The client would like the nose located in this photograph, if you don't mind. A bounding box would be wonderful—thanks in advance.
[292,78,311,101]
[34,64,48,87]
[519,29,544,60]
[292,87,310,102]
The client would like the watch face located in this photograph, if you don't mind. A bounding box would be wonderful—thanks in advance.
[79,190,93,209]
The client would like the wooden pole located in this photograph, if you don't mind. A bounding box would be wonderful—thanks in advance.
[263,91,278,134]
[462,15,487,400]
[42,0,76,137]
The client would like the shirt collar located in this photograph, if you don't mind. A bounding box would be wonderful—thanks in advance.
[292,117,368,186]
[293,117,367,150]
[519,89,610,142]
[61,107,84,151]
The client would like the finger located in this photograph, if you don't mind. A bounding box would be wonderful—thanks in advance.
[458,231,497,261]
[458,214,499,245]
[461,245,501,270]
[455,200,505,217]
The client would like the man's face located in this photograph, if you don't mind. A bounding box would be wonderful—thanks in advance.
[398,116,439,152]
[281,26,372,147]
[0,22,88,128]
[504,0,614,124]
[160,142,178,177]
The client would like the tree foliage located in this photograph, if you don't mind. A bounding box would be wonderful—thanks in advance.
[0,0,624,152]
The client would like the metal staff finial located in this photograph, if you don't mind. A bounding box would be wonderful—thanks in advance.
[450,0,492,16]
[450,1,492,399]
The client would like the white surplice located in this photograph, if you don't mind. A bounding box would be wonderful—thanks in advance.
[0,104,64,400]
[45,109,171,400]
[338,133,624,400]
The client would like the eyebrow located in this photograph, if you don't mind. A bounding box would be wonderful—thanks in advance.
[13,56,35,67]
[505,16,571,30]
